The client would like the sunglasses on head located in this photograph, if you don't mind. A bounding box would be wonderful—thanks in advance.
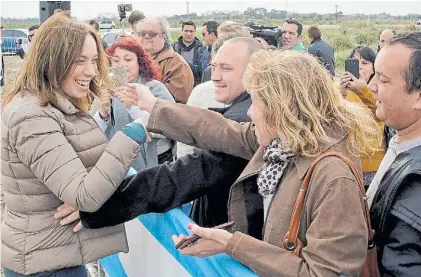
[285,18,301,25]
[137,30,163,38]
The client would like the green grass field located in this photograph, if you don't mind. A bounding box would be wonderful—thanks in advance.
[3,19,420,70]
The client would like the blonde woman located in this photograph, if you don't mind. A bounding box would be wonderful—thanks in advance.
[1,14,148,276]
[80,47,381,277]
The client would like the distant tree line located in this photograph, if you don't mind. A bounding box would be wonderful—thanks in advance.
[167,8,421,22]
[2,7,420,24]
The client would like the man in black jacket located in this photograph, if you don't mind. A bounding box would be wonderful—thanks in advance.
[74,38,264,230]
[307,25,335,76]
[367,32,421,277]
[172,21,204,86]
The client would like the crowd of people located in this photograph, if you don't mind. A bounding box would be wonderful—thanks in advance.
[1,10,420,277]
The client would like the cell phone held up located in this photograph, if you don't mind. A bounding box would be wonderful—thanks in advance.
[175,221,235,250]
[108,66,129,92]
[344,58,359,79]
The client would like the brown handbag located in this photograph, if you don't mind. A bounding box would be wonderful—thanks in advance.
[280,151,380,277]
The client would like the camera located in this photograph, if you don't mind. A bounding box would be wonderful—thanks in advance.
[244,21,281,47]
[118,4,132,21]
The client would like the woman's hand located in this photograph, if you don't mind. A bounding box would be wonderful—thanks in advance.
[172,224,233,257]
[127,83,157,114]
[341,72,367,93]
[114,86,138,109]
[98,89,111,120]
[54,203,83,232]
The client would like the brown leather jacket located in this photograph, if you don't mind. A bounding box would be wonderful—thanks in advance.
[154,46,194,104]
[148,99,369,277]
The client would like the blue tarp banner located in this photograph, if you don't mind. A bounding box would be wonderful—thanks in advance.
[99,168,257,277]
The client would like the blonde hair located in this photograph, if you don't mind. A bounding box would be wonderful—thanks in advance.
[243,50,382,157]
[2,13,109,109]
[217,22,243,36]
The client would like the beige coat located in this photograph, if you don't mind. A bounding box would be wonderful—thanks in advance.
[148,99,369,277]
[1,92,140,274]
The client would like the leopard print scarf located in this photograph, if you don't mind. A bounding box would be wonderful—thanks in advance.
[257,139,295,197]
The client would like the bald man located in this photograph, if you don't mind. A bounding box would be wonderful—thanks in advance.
[378,29,395,51]
[80,38,266,230]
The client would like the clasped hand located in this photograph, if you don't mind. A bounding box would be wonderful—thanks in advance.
[172,224,233,257]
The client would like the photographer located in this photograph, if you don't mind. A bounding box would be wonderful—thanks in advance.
[243,21,279,48]
[280,18,305,51]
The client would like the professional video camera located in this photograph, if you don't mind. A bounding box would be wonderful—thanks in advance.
[243,21,281,47]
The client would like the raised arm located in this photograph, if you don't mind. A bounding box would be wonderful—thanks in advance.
[80,150,248,228]
[128,83,259,160]
[8,107,145,212]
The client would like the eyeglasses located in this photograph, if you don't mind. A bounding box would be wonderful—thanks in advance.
[28,34,35,42]
[137,30,164,38]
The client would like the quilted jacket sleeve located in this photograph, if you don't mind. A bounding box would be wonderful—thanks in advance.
[8,106,141,212]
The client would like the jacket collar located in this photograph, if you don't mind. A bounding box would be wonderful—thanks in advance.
[292,41,306,51]
[51,93,80,115]
[293,129,348,180]
[153,44,175,63]
[310,38,322,45]
[209,92,250,114]
[177,36,199,51]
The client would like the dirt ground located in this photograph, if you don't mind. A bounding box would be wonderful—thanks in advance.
[2,55,24,98]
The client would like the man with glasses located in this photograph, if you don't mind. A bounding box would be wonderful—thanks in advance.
[136,16,193,104]
[280,18,305,51]
[28,24,39,45]
[200,20,219,78]
[172,21,204,86]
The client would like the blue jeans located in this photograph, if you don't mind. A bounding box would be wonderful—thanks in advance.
[3,266,88,277]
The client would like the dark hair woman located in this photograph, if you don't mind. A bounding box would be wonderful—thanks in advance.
[340,46,385,187]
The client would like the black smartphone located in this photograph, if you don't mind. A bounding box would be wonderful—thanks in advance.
[345,58,359,79]
[175,221,235,250]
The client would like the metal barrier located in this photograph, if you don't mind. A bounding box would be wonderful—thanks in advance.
[1,36,29,57]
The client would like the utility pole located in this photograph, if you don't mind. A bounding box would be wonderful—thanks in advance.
[335,4,339,25]
[286,0,289,18]
[186,1,190,15]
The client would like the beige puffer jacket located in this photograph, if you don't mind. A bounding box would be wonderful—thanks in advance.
[1,92,141,275]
